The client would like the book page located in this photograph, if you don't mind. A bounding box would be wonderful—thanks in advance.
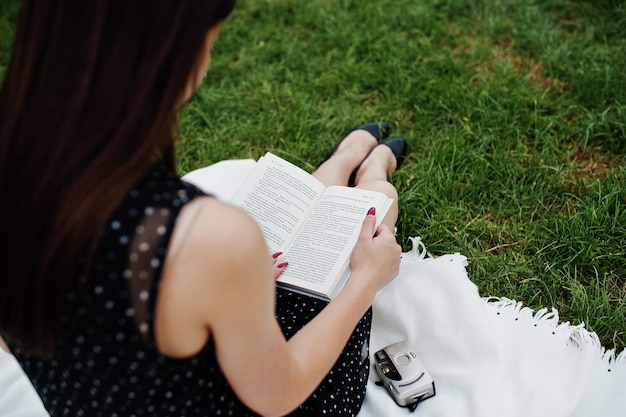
[229,153,326,254]
[278,186,392,297]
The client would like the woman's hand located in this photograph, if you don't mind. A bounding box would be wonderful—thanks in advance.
[271,252,288,279]
[348,208,402,296]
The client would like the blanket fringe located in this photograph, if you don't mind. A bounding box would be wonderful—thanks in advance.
[404,236,625,369]
[483,297,626,369]
[405,236,428,260]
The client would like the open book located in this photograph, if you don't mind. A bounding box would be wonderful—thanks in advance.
[230,152,393,300]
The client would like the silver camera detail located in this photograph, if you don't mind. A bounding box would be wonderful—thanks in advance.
[373,340,436,411]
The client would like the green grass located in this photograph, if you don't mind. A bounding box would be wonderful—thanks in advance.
[2,0,625,350]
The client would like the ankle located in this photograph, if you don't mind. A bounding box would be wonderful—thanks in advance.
[331,131,377,166]
[369,145,397,176]
[355,145,396,183]
[336,130,378,153]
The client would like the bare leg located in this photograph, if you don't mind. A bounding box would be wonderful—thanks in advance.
[313,131,400,231]
[353,145,399,231]
[312,130,378,187]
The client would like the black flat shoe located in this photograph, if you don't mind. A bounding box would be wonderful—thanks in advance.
[318,122,391,185]
[346,122,390,186]
[351,137,408,186]
[380,137,408,173]
[352,122,390,142]
[322,122,391,161]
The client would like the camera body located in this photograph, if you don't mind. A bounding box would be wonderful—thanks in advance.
[373,341,436,407]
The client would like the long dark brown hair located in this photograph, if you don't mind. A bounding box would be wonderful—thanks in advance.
[0,0,235,354]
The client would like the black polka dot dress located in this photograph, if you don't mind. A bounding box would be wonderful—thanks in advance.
[12,162,372,416]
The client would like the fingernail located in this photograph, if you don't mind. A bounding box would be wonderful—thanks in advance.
[271,252,283,259]
[367,207,376,216]
[277,262,288,269]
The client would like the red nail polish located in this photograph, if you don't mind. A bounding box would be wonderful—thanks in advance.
[277,262,288,269]
[271,252,283,259]
[367,207,376,216]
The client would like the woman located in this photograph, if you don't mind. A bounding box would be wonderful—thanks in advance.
[0,1,404,416]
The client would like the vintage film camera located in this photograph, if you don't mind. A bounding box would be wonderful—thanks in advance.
[373,341,436,411]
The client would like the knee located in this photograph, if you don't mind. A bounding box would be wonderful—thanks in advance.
[358,180,398,203]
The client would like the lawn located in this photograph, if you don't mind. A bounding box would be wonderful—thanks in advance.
[1,0,624,350]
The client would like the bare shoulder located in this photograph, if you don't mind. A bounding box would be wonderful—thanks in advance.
[155,196,272,357]
[163,195,270,299]
[169,196,265,264]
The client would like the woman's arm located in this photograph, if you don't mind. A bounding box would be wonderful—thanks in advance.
[156,197,400,416]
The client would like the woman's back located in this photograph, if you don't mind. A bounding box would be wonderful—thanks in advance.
[10,162,254,416]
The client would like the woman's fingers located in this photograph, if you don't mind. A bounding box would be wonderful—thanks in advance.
[271,252,288,279]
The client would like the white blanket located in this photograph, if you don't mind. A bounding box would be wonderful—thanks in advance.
[0,352,47,417]
[2,160,624,416]
[361,239,626,417]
